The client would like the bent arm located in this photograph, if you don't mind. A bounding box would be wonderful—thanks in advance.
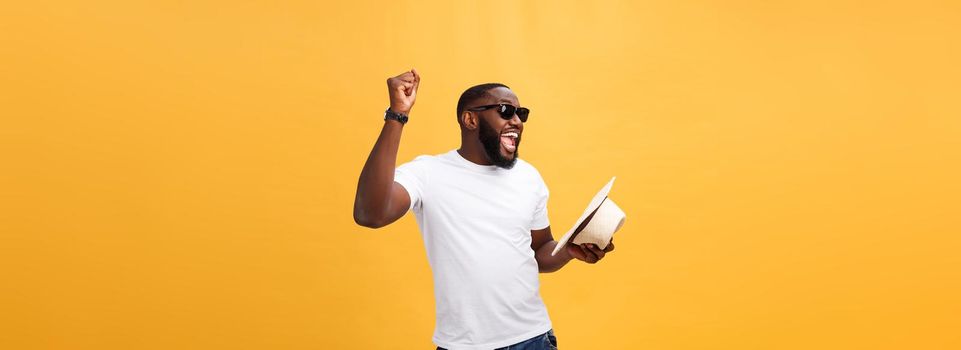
[353,119,411,228]
[531,226,574,273]
[354,69,419,228]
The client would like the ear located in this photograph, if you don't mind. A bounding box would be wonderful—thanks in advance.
[461,111,478,130]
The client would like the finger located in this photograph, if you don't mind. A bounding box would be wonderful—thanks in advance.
[567,244,586,261]
[592,244,607,258]
[580,244,599,263]
[394,83,409,96]
[603,241,615,252]
[586,244,605,260]
[411,69,420,91]
[395,81,412,92]
[396,71,415,82]
[391,75,413,86]
[572,243,589,261]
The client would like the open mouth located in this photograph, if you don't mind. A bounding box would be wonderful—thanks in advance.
[500,130,519,153]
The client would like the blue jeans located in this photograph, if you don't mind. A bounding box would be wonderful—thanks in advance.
[436,329,558,350]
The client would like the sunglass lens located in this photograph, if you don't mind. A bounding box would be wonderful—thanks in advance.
[498,105,514,119]
[516,107,529,122]
[497,105,529,123]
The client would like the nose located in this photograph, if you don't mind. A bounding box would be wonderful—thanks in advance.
[507,112,523,127]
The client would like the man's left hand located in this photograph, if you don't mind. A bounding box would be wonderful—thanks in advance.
[566,240,615,264]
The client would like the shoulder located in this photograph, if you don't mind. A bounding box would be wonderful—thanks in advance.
[400,152,442,166]
[408,154,436,164]
[396,152,455,175]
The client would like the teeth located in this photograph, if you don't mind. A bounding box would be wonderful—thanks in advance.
[502,132,518,138]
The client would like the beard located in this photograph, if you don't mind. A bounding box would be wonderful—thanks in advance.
[479,117,518,169]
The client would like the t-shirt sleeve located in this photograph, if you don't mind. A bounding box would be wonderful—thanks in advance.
[530,172,550,230]
[393,157,428,212]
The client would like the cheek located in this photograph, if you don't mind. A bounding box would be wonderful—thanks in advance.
[491,117,510,130]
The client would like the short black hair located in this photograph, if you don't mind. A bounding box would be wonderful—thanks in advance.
[456,83,509,125]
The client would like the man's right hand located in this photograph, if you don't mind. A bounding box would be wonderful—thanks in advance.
[386,69,420,116]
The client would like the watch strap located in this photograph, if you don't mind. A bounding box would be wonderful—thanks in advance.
[384,108,409,124]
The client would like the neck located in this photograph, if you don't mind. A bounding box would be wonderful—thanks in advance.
[458,134,492,166]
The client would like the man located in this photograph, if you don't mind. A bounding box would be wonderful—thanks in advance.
[353,69,615,350]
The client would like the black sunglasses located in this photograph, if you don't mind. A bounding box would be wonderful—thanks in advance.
[467,104,530,122]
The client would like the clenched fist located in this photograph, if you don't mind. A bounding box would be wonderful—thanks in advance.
[386,69,420,116]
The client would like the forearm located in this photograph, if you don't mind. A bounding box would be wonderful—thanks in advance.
[353,119,404,224]
[535,240,574,273]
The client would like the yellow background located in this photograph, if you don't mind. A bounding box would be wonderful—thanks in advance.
[2,1,959,349]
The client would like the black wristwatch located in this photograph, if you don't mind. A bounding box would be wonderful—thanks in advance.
[384,108,409,124]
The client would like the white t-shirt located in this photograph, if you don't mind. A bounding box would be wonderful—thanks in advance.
[394,149,553,350]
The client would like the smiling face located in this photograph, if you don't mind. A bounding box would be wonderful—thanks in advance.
[470,87,525,169]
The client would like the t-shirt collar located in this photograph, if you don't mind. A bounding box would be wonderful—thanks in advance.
[448,149,509,174]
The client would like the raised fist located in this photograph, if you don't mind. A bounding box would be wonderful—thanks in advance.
[386,69,420,115]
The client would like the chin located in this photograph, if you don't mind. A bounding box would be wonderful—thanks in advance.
[491,149,518,169]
